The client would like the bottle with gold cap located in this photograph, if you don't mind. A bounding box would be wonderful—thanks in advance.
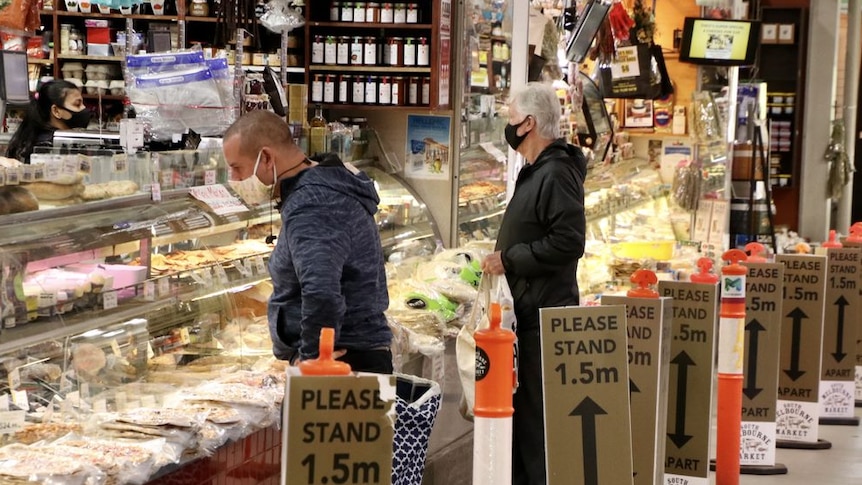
[309,104,328,156]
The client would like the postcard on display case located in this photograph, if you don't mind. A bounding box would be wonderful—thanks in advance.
[623,99,654,128]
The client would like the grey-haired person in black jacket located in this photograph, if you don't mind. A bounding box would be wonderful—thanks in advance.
[223,110,392,374]
[482,82,587,485]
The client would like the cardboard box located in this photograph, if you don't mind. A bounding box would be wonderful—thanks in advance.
[87,27,113,44]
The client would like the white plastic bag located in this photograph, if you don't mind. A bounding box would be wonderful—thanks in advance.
[455,273,516,420]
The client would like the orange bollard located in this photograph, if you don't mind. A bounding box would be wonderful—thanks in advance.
[823,229,843,248]
[744,242,768,263]
[691,257,720,284]
[628,268,659,298]
[298,327,352,376]
[849,222,862,243]
[716,249,748,485]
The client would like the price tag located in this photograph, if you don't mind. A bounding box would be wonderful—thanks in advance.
[103,290,118,310]
[42,401,54,423]
[0,395,9,412]
[254,256,267,276]
[66,390,81,408]
[43,161,59,181]
[32,163,45,181]
[111,339,122,357]
[112,153,128,173]
[141,395,157,408]
[5,167,19,185]
[158,277,170,297]
[38,292,57,312]
[160,170,173,188]
[115,391,127,411]
[7,368,20,391]
[20,165,33,182]
[179,327,191,346]
[93,398,108,414]
[205,169,217,185]
[0,167,5,186]
[78,154,92,173]
[0,411,26,435]
[143,281,156,301]
[12,390,28,411]
[214,265,229,286]
[235,258,252,278]
[152,182,162,202]
[61,157,79,179]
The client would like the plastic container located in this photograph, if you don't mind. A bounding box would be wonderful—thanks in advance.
[611,240,676,260]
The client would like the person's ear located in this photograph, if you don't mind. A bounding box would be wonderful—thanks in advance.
[50,105,66,121]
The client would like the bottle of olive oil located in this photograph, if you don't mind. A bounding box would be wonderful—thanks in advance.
[309,105,328,156]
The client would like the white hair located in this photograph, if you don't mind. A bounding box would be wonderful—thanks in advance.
[509,82,561,140]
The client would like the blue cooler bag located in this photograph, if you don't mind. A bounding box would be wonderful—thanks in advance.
[392,373,442,485]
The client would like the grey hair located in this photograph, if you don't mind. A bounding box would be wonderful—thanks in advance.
[509,82,561,140]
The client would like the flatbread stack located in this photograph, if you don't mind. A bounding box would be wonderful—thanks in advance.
[13,422,83,445]
[0,444,103,485]
[99,407,203,450]
[184,382,279,428]
[33,440,156,485]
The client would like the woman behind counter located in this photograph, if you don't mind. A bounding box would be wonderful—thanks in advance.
[7,80,91,163]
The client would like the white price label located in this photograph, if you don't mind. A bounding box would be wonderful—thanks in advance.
[12,391,27,411]
[179,327,191,345]
[103,291,118,310]
[0,411,26,435]
[254,256,267,275]
[143,281,156,301]
[42,401,54,423]
[151,182,162,202]
[93,398,108,413]
[112,153,128,173]
[158,277,170,296]
[78,154,92,173]
[66,391,81,407]
[205,169,217,185]
[0,395,9,412]
[44,162,60,181]
[38,292,56,312]
[5,167,19,185]
[61,157,79,179]
[141,395,157,408]
[7,369,20,391]
[111,339,122,357]
[32,164,44,181]
[214,265,229,286]
[147,342,155,359]
[235,259,252,277]
[20,165,33,182]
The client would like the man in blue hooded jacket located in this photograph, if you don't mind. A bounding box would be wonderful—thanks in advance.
[223,111,392,374]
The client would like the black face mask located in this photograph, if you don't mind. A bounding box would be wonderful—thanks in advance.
[60,107,92,129]
[504,116,531,150]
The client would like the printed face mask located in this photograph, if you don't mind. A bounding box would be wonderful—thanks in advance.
[229,150,275,206]
[504,116,531,150]
[61,106,92,129]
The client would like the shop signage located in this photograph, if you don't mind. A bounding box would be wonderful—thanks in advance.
[539,305,633,485]
[283,374,396,485]
[840,239,862,401]
[739,262,784,466]
[189,184,249,216]
[815,247,860,421]
[774,254,827,444]
[601,296,672,485]
[658,281,718,485]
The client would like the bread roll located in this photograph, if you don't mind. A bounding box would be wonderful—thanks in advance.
[24,182,84,201]
[0,186,39,215]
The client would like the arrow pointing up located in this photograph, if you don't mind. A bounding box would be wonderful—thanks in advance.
[744,319,766,400]
[571,397,607,485]
[783,308,808,381]
[832,296,850,363]
[668,351,695,448]
[629,378,641,397]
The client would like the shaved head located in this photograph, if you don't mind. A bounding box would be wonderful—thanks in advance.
[224,110,296,158]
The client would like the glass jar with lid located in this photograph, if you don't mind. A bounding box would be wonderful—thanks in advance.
[353,1,366,22]
[406,2,418,23]
[336,36,350,64]
[402,37,416,66]
[363,37,377,65]
[416,37,429,65]
[364,75,378,104]
[393,2,406,23]
[338,75,350,104]
[350,36,364,64]
[311,35,324,63]
[421,77,431,105]
[340,1,354,21]
[330,1,341,21]
[324,74,336,103]
[323,35,337,64]
[380,2,393,22]
[366,2,380,22]
[391,76,405,105]
[378,76,392,105]
[352,75,365,104]
[311,74,324,102]
[385,37,402,66]
[408,76,419,105]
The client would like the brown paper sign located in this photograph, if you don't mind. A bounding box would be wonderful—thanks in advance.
[539,305,633,485]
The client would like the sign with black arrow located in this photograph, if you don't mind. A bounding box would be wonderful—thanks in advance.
[539,305,633,485]
[659,281,717,485]
[816,247,860,422]
[838,239,862,402]
[602,296,671,485]
[775,254,827,444]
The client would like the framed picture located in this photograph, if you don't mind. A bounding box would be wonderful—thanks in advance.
[761,23,778,44]
[623,99,654,128]
[777,24,795,44]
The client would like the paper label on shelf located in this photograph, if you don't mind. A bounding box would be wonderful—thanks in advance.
[160,170,173,187]
[61,157,79,180]
[5,167,19,185]
[78,154,92,173]
[151,182,162,202]
[143,281,156,301]
[214,265,229,286]
[0,395,9,412]
[141,395,157,408]
[7,369,20,392]
[103,290,118,310]
[111,339,122,358]
[189,184,249,216]
[112,153,128,173]
[205,169,217,185]
[0,411,26,434]
[253,256,267,275]
[20,165,33,182]
[12,391,27,412]
[158,277,170,297]
[235,259,252,277]
[32,163,45,181]
[39,292,56,310]
[93,398,108,414]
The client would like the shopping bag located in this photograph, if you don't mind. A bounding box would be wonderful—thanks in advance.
[455,273,517,420]
[392,373,442,485]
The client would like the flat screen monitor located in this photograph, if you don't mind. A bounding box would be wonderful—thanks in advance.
[0,50,30,105]
[679,17,760,67]
[565,0,611,64]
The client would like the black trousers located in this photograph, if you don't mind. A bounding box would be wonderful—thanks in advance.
[513,329,546,485]
[337,348,394,374]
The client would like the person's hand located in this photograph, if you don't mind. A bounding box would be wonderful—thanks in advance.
[481,251,505,275]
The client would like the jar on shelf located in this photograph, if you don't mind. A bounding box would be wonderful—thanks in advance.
[364,75,378,104]
[402,37,416,66]
[323,35,337,64]
[406,2,418,23]
[350,36,364,64]
[417,37,429,65]
[384,37,402,66]
[378,76,392,105]
[352,75,365,104]
[336,36,350,64]
[408,76,419,105]
[380,2,393,22]
[393,2,406,23]
[353,1,366,22]
[189,0,209,16]
[330,1,341,21]
[338,74,350,104]
[421,76,431,105]
[311,74,324,102]
[323,74,336,103]
[341,1,354,21]
[363,37,377,65]
[366,2,380,22]
[311,35,324,63]
[391,76,405,105]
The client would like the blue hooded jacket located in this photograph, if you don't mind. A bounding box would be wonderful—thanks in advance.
[267,154,391,360]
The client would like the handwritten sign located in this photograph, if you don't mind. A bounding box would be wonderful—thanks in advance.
[189,184,249,216]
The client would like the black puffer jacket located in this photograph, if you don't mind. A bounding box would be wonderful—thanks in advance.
[496,139,587,332]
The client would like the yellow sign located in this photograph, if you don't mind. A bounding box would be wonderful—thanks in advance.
[688,19,752,61]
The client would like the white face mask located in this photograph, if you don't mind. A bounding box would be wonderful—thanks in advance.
[229,150,275,206]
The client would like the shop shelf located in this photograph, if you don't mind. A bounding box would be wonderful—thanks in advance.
[315,103,433,110]
[308,21,432,29]
[51,10,179,21]
[242,65,305,73]
[308,65,431,73]
[28,57,54,65]
[57,54,124,62]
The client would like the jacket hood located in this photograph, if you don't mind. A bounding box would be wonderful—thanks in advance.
[280,153,380,215]
[525,138,588,179]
